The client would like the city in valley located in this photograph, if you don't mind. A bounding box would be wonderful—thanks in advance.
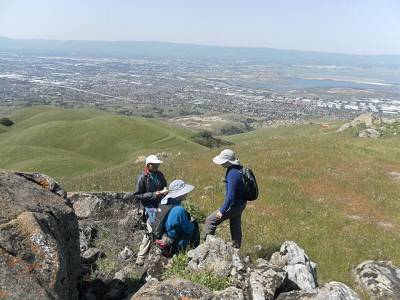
[1,47,399,132]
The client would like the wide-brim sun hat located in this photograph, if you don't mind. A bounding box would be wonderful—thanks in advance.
[161,179,194,204]
[212,149,240,165]
[145,154,163,165]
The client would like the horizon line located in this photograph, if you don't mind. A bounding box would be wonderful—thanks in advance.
[1,35,399,57]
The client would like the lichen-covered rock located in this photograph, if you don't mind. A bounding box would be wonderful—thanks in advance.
[144,247,171,281]
[131,278,212,300]
[276,281,360,299]
[0,171,80,299]
[15,171,67,199]
[70,193,104,218]
[78,220,98,253]
[358,128,381,138]
[187,235,245,278]
[212,286,245,299]
[250,258,287,300]
[270,241,318,291]
[353,260,400,299]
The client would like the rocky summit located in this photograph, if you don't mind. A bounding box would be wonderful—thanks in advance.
[1,171,400,299]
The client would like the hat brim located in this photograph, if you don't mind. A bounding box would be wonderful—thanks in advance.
[146,159,163,165]
[161,184,194,204]
[212,155,240,165]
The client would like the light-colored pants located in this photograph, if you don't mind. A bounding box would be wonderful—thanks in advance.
[137,220,152,259]
[204,204,246,248]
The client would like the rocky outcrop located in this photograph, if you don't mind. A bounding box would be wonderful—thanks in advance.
[131,278,213,300]
[270,241,318,291]
[249,258,287,300]
[353,260,400,299]
[276,281,359,299]
[358,128,381,138]
[187,235,246,279]
[0,171,80,299]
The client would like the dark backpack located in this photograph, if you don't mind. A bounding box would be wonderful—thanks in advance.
[151,204,174,240]
[241,167,259,201]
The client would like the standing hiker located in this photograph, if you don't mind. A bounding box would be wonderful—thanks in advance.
[204,149,247,248]
[134,154,168,265]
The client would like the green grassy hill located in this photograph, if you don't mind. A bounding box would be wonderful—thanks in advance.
[1,106,400,292]
[0,106,204,177]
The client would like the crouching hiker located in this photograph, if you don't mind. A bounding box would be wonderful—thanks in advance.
[204,149,247,249]
[152,179,200,257]
[134,155,168,266]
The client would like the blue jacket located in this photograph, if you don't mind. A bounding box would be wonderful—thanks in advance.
[165,203,194,250]
[220,165,246,215]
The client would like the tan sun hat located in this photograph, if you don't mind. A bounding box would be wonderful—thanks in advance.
[212,149,240,165]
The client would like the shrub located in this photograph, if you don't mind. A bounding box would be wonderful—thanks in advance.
[0,117,14,127]
[191,130,232,148]
[183,201,206,223]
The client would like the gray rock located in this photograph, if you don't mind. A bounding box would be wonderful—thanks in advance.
[358,128,381,138]
[212,286,245,299]
[78,220,97,253]
[187,235,245,278]
[353,260,400,299]
[131,278,212,300]
[250,258,287,300]
[81,247,106,264]
[71,193,104,218]
[0,171,80,299]
[119,246,134,261]
[144,247,171,281]
[270,241,318,290]
[276,281,360,299]
[337,123,352,133]
[118,209,143,238]
[15,171,67,199]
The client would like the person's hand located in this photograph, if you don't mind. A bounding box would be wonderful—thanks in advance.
[155,188,168,198]
[216,211,223,219]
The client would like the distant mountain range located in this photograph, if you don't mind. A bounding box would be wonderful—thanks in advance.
[1,36,400,68]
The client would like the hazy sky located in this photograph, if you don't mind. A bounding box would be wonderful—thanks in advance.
[0,0,399,55]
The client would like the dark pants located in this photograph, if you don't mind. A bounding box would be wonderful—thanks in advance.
[204,203,246,248]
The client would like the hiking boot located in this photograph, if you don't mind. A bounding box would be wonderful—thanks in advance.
[135,256,145,266]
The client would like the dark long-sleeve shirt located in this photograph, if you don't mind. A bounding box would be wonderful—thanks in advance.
[133,170,167,208]
[219,165,246,215]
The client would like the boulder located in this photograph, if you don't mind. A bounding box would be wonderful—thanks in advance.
[353,260,400,299]
[0,171,80,299]
[250,258,287,300]
[131,278,212,300]
[118,208,143,238]
[276,281,360,299]
[70,193,104,218]
[270,241,318,290]
[78,220,98,253]
[358,128,381,138]
[15,171,67,199]
[118,246,134,261]
[187,235,246,278]
[144,247,171,281]
[212,286,245,299]
[81,247,106,265]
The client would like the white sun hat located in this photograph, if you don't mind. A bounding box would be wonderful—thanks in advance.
[145,154,163,166]
[161,179,194,204]
[212,149,240,165]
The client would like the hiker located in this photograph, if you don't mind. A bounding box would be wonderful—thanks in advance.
[134,154,168,265]
[152,179,199,256]
[204,149,247,248]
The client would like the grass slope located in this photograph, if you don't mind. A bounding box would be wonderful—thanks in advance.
[1,107,400,292]
[63,122,400,292]
[0,106,204,177]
